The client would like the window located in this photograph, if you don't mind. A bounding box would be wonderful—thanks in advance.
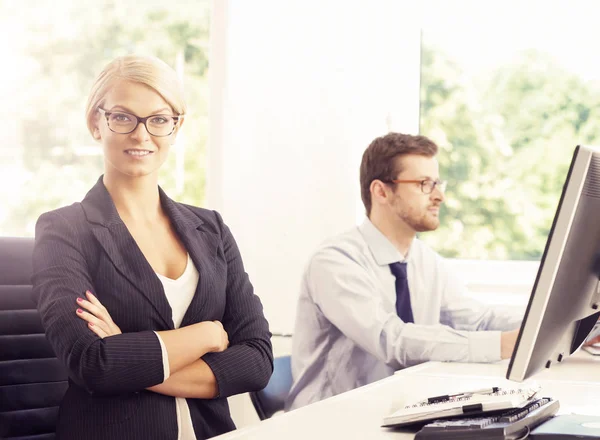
[0,0,210,236]
[419,3,600,261]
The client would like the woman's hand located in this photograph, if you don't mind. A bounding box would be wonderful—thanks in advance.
[76,290,122,338]
[207,320,229,352]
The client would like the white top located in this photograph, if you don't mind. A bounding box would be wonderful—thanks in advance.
[285,218,524,410]
[155,253,199,440]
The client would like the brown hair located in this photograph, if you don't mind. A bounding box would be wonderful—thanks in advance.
[360,132,438,215]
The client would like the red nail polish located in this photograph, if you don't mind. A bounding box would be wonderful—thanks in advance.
[77,308,83,314]
[77,297,83,302]
[89,322,94,327]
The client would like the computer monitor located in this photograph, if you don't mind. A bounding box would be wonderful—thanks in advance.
[507,145,600,382]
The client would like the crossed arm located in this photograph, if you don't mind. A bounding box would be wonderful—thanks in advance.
[76,290,225,398]
[33,210,273,399]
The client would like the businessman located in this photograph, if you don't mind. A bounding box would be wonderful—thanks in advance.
[285,132,523,411]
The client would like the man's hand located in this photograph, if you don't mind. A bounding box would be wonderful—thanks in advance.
[583,320,600,347]
[501,329,520,359]
[75,290,122,338]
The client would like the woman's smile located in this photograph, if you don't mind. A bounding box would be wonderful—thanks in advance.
[124,148,154,158]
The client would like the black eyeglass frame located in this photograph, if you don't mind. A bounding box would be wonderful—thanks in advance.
[97,107,183,137]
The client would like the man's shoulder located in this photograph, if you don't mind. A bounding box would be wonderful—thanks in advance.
[305,227,370,274]
[302,228,371,299]
[315,226,366,256]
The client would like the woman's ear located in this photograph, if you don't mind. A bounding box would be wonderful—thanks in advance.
[91,109,102,141]
[175,117,185,134]
[170,117,185,144]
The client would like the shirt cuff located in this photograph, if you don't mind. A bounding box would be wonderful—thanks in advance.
[468,331,502,363]
[154,331,171,381]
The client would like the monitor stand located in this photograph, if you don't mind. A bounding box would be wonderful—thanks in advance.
[570,310,600,354]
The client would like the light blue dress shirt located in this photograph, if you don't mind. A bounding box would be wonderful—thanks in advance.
[285,218,523,411]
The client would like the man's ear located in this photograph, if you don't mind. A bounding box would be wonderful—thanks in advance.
[370,180,389,206]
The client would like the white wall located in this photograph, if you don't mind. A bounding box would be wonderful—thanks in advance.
[208,0,421,334]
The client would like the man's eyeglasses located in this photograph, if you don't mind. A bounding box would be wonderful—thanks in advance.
[97,107,183,137]
[386,179,447,194]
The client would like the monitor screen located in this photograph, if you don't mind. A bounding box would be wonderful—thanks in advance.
[507,145,600,382]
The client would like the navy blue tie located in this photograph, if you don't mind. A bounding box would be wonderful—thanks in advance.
[389,262,414,323]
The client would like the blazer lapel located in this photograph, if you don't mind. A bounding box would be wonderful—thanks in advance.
[159,190,220,327]
[81,177,174,330]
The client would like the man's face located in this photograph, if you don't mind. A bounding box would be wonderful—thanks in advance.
[387,154,445,233]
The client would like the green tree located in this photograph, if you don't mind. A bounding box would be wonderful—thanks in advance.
[420,43,600,260]
[419,42,524,259]
[4,0,210,236]
[483,50,600,258]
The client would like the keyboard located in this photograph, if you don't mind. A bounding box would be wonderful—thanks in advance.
[414,397,560,440]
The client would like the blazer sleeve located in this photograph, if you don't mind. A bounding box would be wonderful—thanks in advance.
[32,211,165,396]
[202,211,274,398]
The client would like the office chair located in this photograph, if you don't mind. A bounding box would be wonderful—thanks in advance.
[250,355,293,420]
[0,237,68,440]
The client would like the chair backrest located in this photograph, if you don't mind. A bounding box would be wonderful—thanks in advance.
[249,355,293,420]
[0,236,68,440]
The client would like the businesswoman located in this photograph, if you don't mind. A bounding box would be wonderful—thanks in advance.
[32,55,273,440]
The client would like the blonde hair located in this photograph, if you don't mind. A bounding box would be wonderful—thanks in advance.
[85,55,187,136]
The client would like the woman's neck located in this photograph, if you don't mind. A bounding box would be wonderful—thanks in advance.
[103,172,162,224]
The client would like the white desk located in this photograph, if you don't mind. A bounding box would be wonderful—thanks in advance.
[215,351,600,440]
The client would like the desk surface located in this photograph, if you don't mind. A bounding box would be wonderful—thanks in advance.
[215,351,600,440]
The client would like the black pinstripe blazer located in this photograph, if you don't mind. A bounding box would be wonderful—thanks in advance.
[31,177,273,440]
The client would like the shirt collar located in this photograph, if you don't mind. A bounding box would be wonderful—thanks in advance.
[358,218,411,266]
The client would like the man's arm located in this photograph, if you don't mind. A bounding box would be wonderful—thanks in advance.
[437,254,524,332]
[308,245,507,368]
